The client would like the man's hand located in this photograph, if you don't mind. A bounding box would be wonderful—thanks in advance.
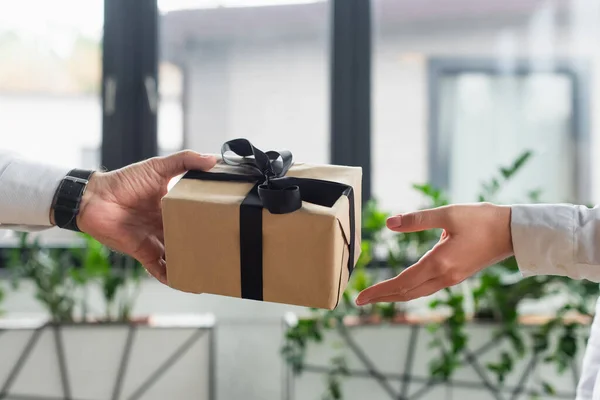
[74,151,217,284]
[355,203,514,306]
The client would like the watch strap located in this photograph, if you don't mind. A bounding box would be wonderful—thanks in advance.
[53,169,95,232]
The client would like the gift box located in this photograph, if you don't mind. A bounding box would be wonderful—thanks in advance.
[162,139,362,309]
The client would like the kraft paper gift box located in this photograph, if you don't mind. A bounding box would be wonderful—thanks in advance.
[162,139,362,310]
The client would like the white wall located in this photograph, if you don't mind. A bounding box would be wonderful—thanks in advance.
[185,39,330,165]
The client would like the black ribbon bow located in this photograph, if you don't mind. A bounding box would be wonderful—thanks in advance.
[183,138,356,303]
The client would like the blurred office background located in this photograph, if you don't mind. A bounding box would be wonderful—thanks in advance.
[0,0,599,399]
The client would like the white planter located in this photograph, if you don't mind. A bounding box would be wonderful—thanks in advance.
[286,317,586,400]
[0,314,215,400]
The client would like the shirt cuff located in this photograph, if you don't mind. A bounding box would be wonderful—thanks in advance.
[0,157,70,227]
[511,204,577,278]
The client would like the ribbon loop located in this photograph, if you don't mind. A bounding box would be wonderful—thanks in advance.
[258,184,302,214]
[221,139,293,179]
[222,138,298,214]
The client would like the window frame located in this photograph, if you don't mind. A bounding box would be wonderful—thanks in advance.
[330,0,373,204]
[101,0,159,171]
[427,57,592,204]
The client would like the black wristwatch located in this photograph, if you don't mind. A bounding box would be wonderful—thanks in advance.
[52,169,95,232]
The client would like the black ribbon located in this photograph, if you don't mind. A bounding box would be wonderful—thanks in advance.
[183,138,356,302]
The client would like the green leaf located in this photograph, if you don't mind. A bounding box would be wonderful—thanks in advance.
[361,199,388,242]
[500,151,532,179]
[446,294,464,308]
[80,234,111,277]
[350,269,372,293]
[103,274,125,304]
[426,323,440,334]
[376,303,396,319]
[505,328,525,357]
[527,189,543,203]
[355,241,372,269]
[429,299,442,309]
[541,381,555,395]
[0,285,5,314]
[486,352,513,383]
[532,331,549,354]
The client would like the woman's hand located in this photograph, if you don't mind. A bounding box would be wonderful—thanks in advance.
[355,203,514,306]
[74,151,217,284]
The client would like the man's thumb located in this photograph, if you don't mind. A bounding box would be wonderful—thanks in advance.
[386,207,448,232]
[157,150,217,178]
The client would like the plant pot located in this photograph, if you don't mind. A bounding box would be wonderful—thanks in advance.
[0,314,215,400]
[346,313,411,326]
[285,315,585,400]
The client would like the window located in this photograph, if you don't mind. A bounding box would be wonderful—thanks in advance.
[158,63,184,154]
[372,0,595,212]
[159,0,331,163]
[0,0,104,169]
[0,0,104,247]
[430,61,587,205]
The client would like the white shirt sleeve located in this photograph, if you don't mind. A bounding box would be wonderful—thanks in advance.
[577,299,600,400]
[0,152,70,231]
[511,204,600,399]
[511,203,600,281]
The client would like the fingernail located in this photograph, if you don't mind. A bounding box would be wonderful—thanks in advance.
[387,215,402,228]
[355,295,369,306]
[159,260,168,284]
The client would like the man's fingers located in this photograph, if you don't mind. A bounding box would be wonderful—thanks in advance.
[144,258,167,285]
[156,150,217,178]
[135,235,168,285]
[386,207,451,233]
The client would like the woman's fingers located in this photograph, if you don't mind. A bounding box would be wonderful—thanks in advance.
[354,276,403,306]
[354,255,432,305]
[358,277,447,304]
[386,207,452,232]
[355,240,462,305]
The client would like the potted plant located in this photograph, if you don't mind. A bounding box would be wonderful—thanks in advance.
[0,233,216,400]
[282,151,596,400]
